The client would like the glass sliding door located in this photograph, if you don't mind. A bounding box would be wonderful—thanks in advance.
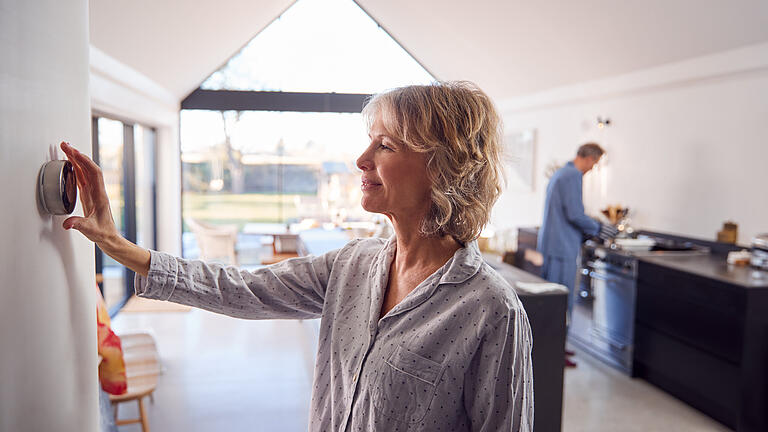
[92,115,156,315]
[95,118,126,311]
[134,124,157,250]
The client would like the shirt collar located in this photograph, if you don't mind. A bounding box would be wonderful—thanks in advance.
[372,237,484,321]
[437,240,484,286]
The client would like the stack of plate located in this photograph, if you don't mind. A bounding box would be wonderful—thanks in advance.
[614,237,656,252]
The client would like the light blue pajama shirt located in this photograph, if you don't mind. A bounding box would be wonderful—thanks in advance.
[538,161,601,309]
[135,237,534,431]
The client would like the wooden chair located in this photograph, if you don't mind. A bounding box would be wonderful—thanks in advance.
[186,218,239,265]
[110,332,161,432]
[273,233,299,255]
[261,233,300,265]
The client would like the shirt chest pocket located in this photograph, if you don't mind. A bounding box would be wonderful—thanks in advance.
[371,345,446,424]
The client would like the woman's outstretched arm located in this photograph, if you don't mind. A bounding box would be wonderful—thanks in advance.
[59,141,151,277]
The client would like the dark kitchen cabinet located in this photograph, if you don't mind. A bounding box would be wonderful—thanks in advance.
[488,257,567,432]
[634,259,768,432]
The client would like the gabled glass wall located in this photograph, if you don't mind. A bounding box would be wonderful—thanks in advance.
[180,0,435,266]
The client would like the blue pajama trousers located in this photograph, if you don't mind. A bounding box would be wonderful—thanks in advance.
[541,254,579,320]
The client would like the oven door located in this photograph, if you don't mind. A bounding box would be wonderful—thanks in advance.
[590,266,636,372]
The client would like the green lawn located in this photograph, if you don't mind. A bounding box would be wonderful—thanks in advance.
[182,192,306,230]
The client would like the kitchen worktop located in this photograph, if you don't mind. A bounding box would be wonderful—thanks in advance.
[633,245,768,431]
[484,254,569,295]
[639,254,768,289]
[484,255,567,432]
[517,227,768,431]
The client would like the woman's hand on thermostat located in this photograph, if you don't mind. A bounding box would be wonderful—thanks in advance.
[59,142,120,244]
[60,142,151,277]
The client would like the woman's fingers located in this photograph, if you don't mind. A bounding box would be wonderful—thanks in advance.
[60,142,89,183]
[60,142,103,184]
[60,142,107,211]
[63,215,84,231]
[60,142,95,213]
[70,156,94,213]
[63,215,101,243]
[59,142,121,244]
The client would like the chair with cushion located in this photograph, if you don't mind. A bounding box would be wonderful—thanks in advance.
[186,218,239,265]
[110,332,162,432]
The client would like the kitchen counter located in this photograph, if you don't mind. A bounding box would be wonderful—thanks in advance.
[485,253,567,291]
[515,227,767,431]
[634,250,768,432]
[484,255,567,432]
[573,231,768,431]
[639,254,768,289]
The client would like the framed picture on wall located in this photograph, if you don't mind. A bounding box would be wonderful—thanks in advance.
[503,129,536,192]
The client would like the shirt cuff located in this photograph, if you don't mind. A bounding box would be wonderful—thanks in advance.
[133,249,179,301]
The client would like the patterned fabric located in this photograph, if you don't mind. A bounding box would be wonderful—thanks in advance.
[135,237,534,431]
[96,287,127,395]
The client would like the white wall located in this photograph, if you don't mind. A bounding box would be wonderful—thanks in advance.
[0,1,98,431]
[493,42,768,245]
[90,46,182,255]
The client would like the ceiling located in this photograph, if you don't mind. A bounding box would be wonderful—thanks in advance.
[89,0,768,103]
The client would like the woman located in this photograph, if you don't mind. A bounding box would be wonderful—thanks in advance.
[61,81,533,431]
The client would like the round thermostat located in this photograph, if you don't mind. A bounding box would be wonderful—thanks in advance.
[39,160,77,215]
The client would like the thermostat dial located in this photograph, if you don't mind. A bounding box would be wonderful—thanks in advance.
[39,160,77,215]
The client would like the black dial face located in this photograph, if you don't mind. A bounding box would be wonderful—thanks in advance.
[61,161,77,213]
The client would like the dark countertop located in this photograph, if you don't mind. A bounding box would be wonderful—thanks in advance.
[639,254,768,289]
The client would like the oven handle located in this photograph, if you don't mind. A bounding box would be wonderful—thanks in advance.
[591,328,628,351]
[589,270,631,283]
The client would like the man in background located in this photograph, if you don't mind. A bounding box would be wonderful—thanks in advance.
[538,142,617,366]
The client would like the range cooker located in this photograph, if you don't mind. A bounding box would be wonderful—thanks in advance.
[569,238,709,374]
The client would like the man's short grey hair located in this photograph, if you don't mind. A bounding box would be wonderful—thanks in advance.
[577,142,605,159]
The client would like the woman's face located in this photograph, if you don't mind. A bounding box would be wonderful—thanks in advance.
[356,112,431,221]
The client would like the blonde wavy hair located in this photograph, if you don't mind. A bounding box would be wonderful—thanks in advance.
[362,81,504,244]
